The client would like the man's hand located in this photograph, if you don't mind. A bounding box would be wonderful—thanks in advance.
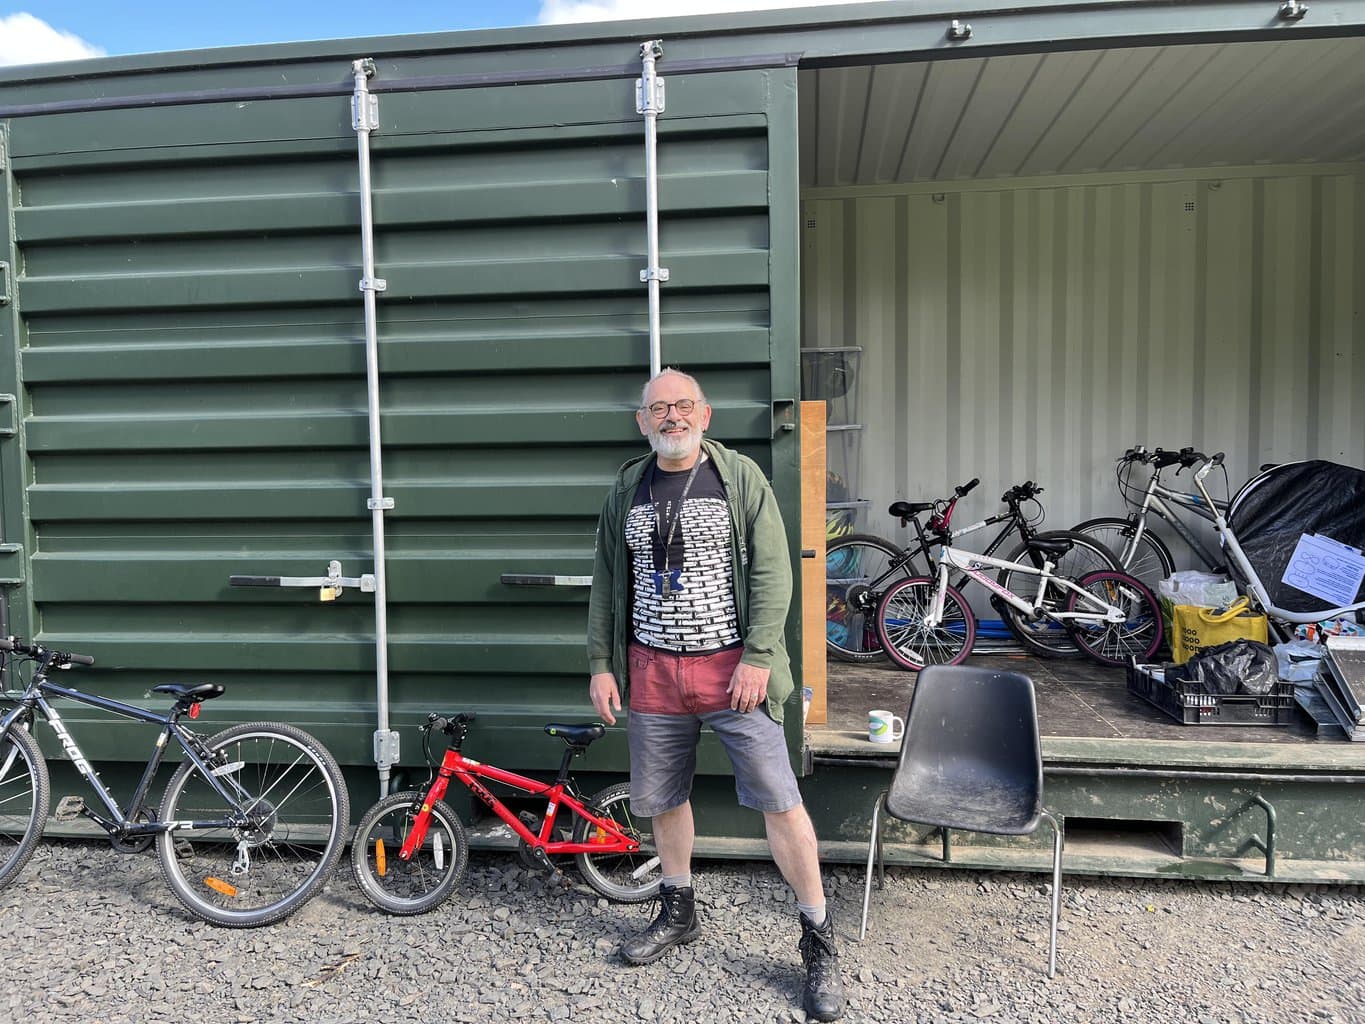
[589,672,622,725]
[727,661,770,714]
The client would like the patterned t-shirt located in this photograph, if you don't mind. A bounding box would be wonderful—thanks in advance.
[626,456,742,653]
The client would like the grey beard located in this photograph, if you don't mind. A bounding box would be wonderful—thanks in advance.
[648,423,698,461]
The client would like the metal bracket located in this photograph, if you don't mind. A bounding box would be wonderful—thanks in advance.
[228,559,377,602]
[635,75,666,115]
[373,728,401,770]
[0,262,10,307]
[1277,0,1308,18]
[0,543,24,586]
[351,91,379,132]
[947,19,973,40]
[500,573,592,587]
[639,267,670,283]
[367,497,395,511]
[0,394,15,437]
[359,277,387,293]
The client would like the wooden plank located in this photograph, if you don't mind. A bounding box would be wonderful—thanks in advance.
[801,400,828,725]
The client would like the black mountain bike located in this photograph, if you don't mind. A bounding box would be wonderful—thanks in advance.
[827,479,1118,661]
[0,637,349,927]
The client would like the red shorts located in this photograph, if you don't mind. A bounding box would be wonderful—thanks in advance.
[627,640,743,715]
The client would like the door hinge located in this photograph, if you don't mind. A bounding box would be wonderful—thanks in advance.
[0,394,15,436]
[0,263,9,307]
[0,543,24,585]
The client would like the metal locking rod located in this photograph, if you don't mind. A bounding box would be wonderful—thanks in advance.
[229,560,376,601]
[637,40,667,379]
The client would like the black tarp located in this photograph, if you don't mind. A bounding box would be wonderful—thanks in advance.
[1227,460,1365,614]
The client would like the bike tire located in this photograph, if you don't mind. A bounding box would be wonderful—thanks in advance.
[1065,570,1164,667]
[1071,516,1177,595]
[0,726,49,890]
[572,781,660,904]
[155,722,349,928]
[998,531,1120,659]
[826,534,914,662]
[876,577,976,671]
[351,791,469,916]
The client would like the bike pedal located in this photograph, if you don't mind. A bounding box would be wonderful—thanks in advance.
[54,795,86,821]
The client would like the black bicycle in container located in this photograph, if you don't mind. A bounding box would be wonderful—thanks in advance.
[0,638,349,927]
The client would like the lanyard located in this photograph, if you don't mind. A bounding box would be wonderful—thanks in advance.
[649,455,704,575]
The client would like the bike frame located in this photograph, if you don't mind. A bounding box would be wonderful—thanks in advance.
[398,745,642,863]
[1193,462,1365,626]
[1122,465,1225,570]
[0,675,244,837]
[927,545,1126,628]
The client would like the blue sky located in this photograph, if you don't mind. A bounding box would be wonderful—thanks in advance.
[0,1,867,66]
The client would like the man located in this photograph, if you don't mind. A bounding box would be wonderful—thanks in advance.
[587,368,845,1022]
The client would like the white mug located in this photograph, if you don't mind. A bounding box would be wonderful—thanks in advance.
[868,709,904,743]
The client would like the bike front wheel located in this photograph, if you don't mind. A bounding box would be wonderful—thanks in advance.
[573,781,660,904]
[1071,517,1177,595]
[155,722,349,928]
[351,791,469,916]
[0,725,49,890]
[876,577,976,671]
[1065,570,1164,667]
[998,532,1120,659]
[826,534,912,662]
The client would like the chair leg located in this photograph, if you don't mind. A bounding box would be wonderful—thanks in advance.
[859,793,887,941]
[1040,809,1064,979]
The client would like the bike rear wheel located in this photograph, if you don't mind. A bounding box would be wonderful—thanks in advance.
[998,531,1120,659]
[573,781,660,903]
[826,534,912,662]
[156,722,349,928]
[0,726,49,890]
[1065,570,1164,666]
[1071,516,1177,595]
[876,577,976,671]
[351,791,469,915]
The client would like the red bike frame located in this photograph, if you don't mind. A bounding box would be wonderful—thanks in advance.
[398,746,641,862]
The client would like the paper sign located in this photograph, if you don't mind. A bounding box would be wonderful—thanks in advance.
[1283,533,1365,608]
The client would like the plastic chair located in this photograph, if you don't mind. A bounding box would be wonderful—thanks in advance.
[858,665,1064,978]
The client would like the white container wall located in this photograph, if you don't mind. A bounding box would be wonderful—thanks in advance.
[801,167,1365,560]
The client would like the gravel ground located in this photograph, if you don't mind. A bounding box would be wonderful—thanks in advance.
[4,840,1363,1024]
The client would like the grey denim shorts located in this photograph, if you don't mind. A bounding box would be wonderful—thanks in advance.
[626,707,803,818]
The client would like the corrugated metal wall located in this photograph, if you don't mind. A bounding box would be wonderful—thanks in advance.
[801,168,1365,562]
[0,63,802,771]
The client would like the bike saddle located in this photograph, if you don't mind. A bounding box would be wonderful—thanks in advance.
[888,500,934,518]
[544,723,606,746]
[152,683,225,702]
[1025,537,1073,558]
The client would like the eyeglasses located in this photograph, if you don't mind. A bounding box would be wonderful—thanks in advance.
[642,399,699,419]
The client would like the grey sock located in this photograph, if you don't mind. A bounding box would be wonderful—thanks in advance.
[662,873,692,890]
[797,900,827,927]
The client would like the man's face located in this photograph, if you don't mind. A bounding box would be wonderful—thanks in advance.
[637,374,711,463]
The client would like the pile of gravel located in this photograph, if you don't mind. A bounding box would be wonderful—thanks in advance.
[2,840,1362,1023]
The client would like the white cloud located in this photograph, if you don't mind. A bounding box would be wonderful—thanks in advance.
[0,12,105,67]
[539,0,877,24]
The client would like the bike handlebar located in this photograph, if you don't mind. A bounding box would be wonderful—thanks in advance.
[428,711,477,735]
[0,636,94,667]
[1002,480,1043,504]
[954,477,979,499]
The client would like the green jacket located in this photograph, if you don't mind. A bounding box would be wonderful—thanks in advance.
[587,438,795,722]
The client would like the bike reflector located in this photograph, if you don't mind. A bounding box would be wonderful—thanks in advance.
[188,703,200,720]
[374,838,387,877]
[205,877,238,897]
[433,833,444,871]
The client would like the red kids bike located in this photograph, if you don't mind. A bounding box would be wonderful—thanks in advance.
[351,712,659,914]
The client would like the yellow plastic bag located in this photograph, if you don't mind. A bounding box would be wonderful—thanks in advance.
[1170,597,1269,664]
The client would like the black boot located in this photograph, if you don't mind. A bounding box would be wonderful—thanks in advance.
[621,884,702,965]
[798,910,846,1022]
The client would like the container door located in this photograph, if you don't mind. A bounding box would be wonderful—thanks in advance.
[0,61,801,775]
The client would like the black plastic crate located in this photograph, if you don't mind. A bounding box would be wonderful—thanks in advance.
[1126,663,1296,726]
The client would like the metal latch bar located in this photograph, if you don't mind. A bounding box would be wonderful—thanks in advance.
[0,542,23,585]
[0,262,10,307]
[0,394,16,437]
[229,560,376,601]
[500,573,592,588]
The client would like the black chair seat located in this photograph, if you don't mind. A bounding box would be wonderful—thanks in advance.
[1025,536,1073,558]
[544,723,605,746]
[886,776,1041,835]
[152,683,225,702]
